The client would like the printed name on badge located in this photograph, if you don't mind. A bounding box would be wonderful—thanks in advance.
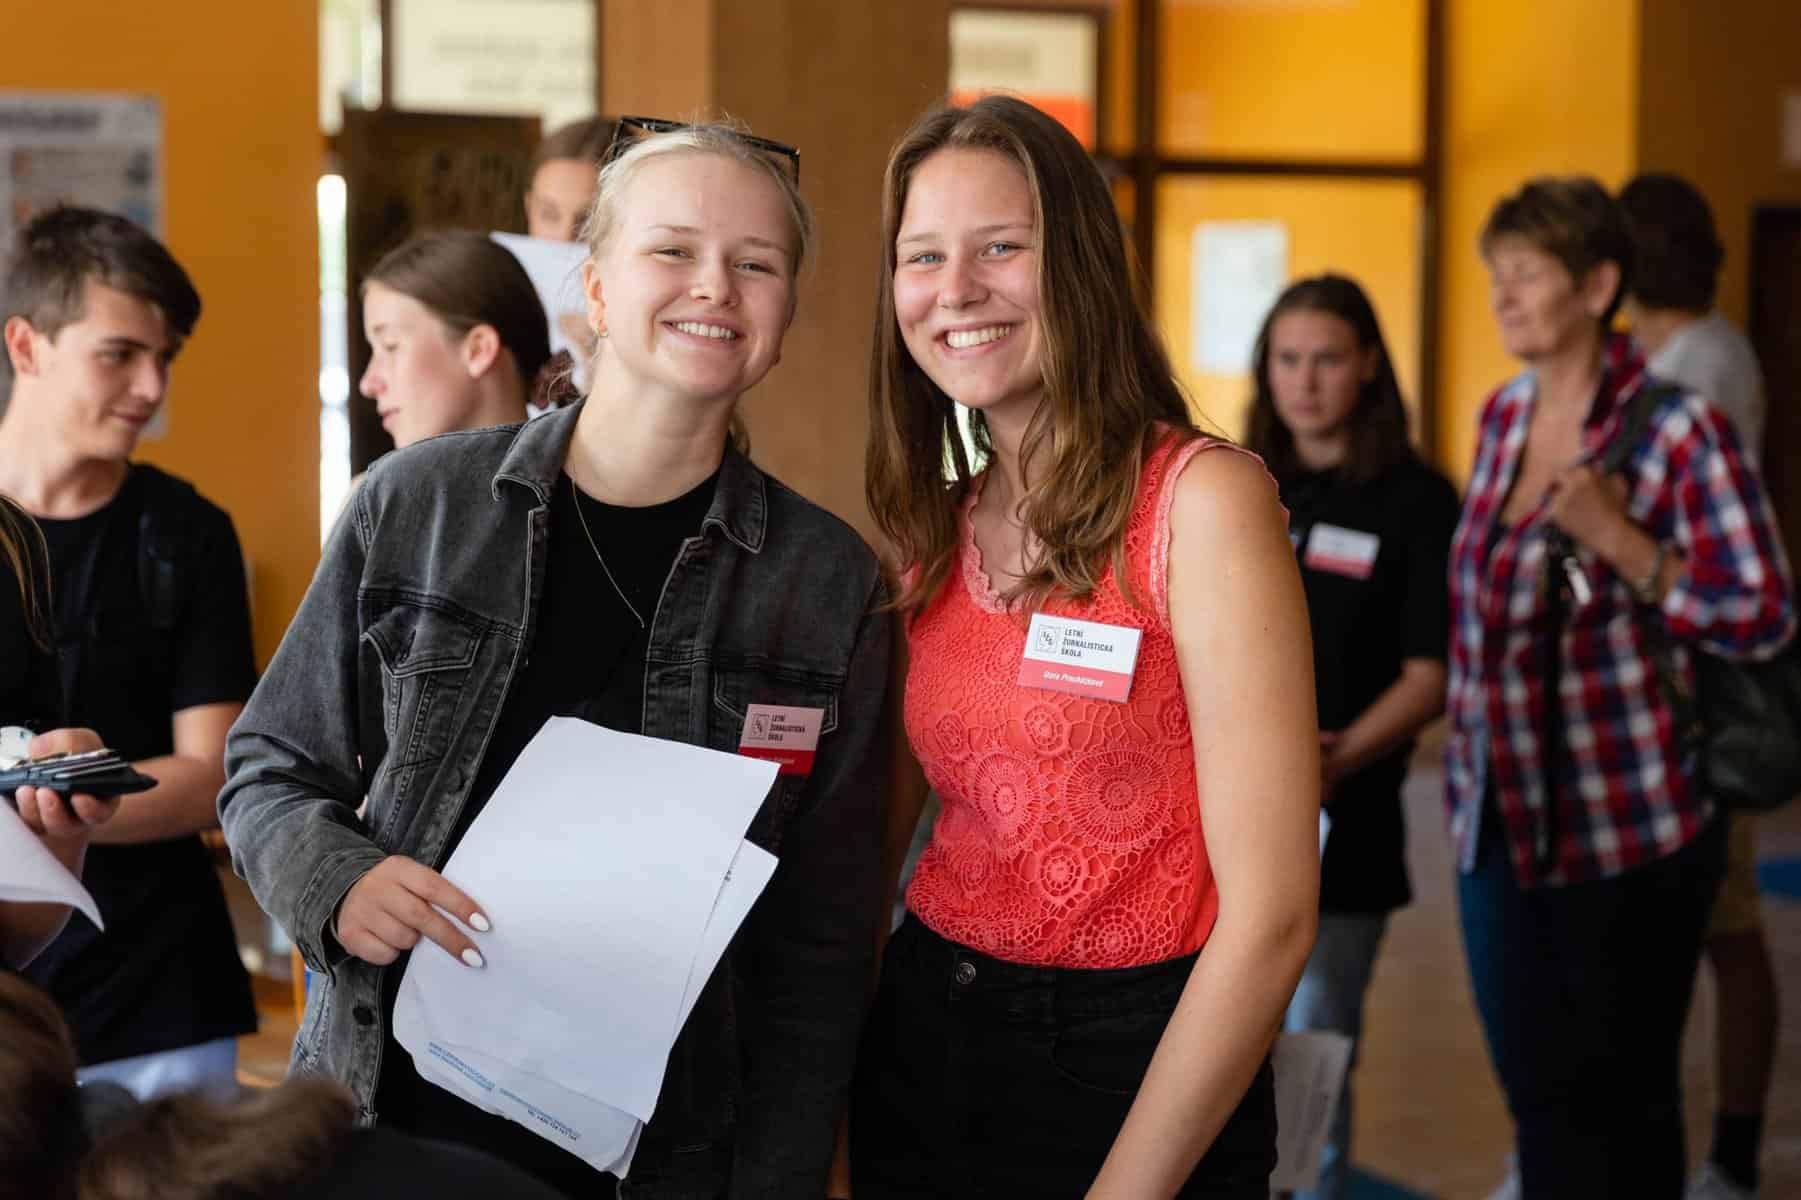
[1303,523,1381,580]
[738,704,825,776]
[1017,613,1143,703]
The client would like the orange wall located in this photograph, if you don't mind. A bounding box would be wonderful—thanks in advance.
[1154,178,1422,440]
[1435,0,1640,480]
[1149,1,1424,442]
[1159,0,1423,161]
[9,4,321,666]
[1636,0,1801,329]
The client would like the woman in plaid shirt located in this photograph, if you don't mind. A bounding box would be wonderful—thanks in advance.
[1447,178,1794,1199]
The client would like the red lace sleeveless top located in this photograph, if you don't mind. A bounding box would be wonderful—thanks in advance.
[904,433,1248,968]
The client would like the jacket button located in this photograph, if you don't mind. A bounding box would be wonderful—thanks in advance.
[353,1005,376,1027]
[953,961,977,986]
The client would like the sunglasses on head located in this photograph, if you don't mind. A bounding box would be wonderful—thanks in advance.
[605,115,801,184]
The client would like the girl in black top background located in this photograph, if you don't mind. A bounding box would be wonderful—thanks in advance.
[1244,275,1459,1200]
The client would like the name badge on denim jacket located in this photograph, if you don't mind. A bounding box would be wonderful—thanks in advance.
[738,704,824,775]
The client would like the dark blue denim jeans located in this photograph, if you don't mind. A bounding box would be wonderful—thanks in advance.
[1458,803,1725,1198]
[852,914,1277,1199]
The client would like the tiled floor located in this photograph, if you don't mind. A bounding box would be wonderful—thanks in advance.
[235,765,1801,1197]
[1351,765,1801,1199]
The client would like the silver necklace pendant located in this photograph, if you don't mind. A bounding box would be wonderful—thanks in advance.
[572,486,649,630]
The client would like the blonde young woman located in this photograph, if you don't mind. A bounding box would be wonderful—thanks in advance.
[222,123,892,1198]
[855,95,1320,1199]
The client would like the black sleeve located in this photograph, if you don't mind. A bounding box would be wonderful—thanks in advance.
[167,503,259,713]
[732,574,893,1194]
[1400,464,1460,663]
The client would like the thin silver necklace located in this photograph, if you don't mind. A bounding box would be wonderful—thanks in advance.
[571,484,648,630]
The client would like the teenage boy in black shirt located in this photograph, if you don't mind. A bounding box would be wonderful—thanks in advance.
[0,206,257,1098]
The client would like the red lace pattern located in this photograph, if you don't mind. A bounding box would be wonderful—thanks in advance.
[904,433,1249,967]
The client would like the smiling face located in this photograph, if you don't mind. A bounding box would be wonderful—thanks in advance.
[1266,308,1375,446]
[358,282,484,449]
[891,148,1044,426]
[581,151,798,409]
[5,279,180,463]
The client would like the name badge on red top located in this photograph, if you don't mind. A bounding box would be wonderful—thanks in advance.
[1018,613,1143,703]
[1303,523,1381,579]
[738,704,824,776]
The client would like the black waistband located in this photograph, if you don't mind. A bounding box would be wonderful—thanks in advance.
[892,913,1199,1024]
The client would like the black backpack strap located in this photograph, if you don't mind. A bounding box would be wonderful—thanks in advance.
[1601,381,1704,753]
[1597,379,1681,474]
[131,466,202,632]
[1536,378,1687,867]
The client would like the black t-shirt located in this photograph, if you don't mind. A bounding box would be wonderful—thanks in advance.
[1282,457,1459,914]
[0,503,58,730]
[373,469,717,1198]
[20,465,259,1064]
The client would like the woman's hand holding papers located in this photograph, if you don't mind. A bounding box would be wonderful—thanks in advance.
[336,855,492,969]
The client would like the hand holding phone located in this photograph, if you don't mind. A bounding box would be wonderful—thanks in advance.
[3,730,149,841]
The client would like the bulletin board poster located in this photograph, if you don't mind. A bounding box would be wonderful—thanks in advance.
[951,9,1101,150]
[0,92,162,249]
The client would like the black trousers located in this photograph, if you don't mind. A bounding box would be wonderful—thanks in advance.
[852,914,1276,1199]
[1458,805,1726,1199]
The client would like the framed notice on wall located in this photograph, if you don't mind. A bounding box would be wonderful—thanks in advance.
[951,7,1105,150]
[0,91,161,248]
[391,0,597,131]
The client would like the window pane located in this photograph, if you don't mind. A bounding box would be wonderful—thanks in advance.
[1152,177,1423,441]
[1158,0,1424,161]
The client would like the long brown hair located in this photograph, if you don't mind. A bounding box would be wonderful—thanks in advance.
[866,95,1200,612]
[1,495,51,650]
[1244,274,1414,485]
[0,972,355,1200]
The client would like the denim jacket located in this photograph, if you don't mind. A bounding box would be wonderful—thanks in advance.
[220,404,891,1197]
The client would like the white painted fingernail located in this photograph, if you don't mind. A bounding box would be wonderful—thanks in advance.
[461,948,485,969]
[469,912,491,932]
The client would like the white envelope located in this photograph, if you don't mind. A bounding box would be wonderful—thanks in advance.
[392,718,780,1176]
[0,802,103,932]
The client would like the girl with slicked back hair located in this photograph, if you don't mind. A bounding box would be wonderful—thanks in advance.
[857,95,1319,1198]
[358,230,554,450]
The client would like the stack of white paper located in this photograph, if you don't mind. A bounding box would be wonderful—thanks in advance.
[392,717,780,1176]
[0,802,104,932]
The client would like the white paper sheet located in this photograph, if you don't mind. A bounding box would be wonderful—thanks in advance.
[1190,220,1288,374]
[1269,1030,1354,1193]
[0,802,104,932]
[675,838,778,1035]
[392,717,779,1175]
[490,231,590,380]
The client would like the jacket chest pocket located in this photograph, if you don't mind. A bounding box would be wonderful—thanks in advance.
[709,664,840,855]
[362,602,485,826]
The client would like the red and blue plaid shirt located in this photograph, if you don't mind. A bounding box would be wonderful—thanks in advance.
[1445,335,1794,886]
